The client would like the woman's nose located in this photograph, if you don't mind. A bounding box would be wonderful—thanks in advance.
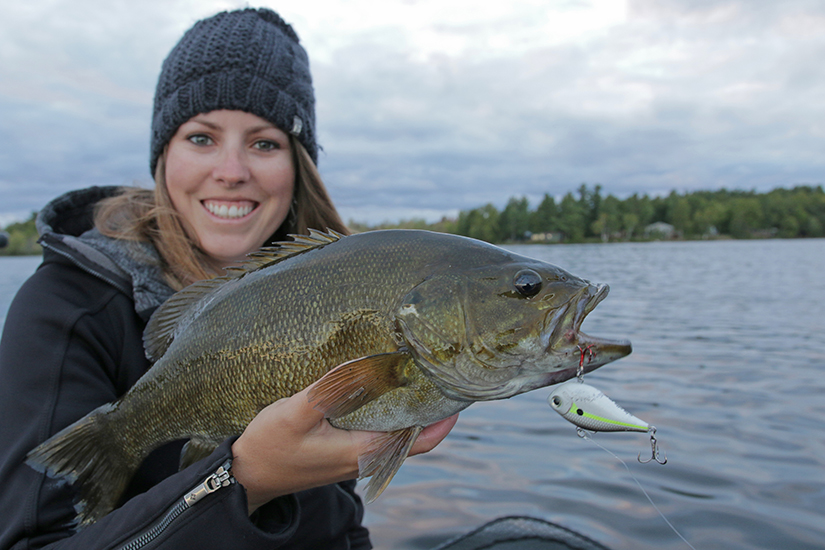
[212,146,251,186]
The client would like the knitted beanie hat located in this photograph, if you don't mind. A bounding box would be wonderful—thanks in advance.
[150,8,317,175]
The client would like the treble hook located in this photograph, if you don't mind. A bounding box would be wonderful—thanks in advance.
[638,427,667,465]
[576,344,595,382]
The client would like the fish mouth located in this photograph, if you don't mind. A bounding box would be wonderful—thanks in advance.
[542,283,632,382]
[398,279,630,403]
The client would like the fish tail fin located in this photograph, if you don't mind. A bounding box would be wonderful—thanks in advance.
[359,426,423,503]
[26,403,139,527]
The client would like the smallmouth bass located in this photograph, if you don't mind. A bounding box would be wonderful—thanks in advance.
[27,229,631,525]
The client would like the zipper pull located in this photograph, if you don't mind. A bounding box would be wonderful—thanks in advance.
[184,460,235,506]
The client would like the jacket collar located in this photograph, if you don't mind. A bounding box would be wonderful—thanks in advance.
[36,186,175,321]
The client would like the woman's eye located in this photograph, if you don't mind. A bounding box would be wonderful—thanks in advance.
[187,134,213,146]
[253,140,280,151]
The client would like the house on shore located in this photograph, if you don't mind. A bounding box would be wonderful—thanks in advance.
[644,221,677,239]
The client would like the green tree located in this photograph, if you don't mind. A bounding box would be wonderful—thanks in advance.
[591,195,622,241]
[557,192,586,242]
[577,184,602,238]
[498,197,530,241]
[0,213,41,256]
[729,197,764,238]
[621,212,639,239]
[622,194,655,237]
[456,203,500,243]
[693,202,728,236]
[804,216,824,237]
[665,192,692,235]
[530,194,558,234]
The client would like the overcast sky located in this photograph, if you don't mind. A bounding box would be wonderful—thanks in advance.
[1,0,824,227]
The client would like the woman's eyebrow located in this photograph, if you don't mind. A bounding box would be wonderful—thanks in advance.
[187,119,277,135]
[188,119,220,130]
[247,123,278,134]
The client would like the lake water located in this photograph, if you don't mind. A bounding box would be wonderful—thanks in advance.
[2,240,824,550]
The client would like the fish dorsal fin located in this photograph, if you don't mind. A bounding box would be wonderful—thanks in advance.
[242,228,345,270]
[143,229,345,362]
[143,278,226,362]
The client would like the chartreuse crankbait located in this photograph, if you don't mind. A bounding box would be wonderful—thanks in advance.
[548,380,666,464]
[548,381,695,548]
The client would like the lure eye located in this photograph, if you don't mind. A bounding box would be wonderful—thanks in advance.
[514,269,542,297]
[551,396,562,408]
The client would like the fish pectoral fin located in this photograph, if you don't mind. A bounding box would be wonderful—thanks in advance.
[179,437,221,470]
[359,426,423,503]
[308,351,413,419]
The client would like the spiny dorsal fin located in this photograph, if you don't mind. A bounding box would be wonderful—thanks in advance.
[143,228,345,362]
[242,228,345,270]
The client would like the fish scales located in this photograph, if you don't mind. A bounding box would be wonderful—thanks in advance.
[26,229,632,526]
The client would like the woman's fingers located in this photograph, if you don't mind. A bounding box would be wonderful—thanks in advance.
[231,379,459,514]
[231,387,370,513]
[275,384,331,432]
[410,413,459,456]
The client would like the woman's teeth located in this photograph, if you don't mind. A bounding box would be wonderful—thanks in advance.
[204,202,254,219]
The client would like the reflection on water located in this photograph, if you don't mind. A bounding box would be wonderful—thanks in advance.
[2,240,825,549]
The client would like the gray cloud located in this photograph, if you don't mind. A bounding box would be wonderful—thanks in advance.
[314,0,825,221]
[1,0,823,226]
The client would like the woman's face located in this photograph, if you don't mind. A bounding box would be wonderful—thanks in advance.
[165,109,295,268]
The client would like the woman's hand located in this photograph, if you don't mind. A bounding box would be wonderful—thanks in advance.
[230,384,458,514]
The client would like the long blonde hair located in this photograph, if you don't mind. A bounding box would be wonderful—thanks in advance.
[95,136,348,290]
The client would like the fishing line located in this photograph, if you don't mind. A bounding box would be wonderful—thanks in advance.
[577,429,698,550]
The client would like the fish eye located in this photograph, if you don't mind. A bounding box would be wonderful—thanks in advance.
[513,269,542,297]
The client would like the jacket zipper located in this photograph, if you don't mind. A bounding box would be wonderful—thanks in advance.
[117,460,234,550]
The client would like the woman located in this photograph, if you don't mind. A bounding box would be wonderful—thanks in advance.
[0,8,456,549]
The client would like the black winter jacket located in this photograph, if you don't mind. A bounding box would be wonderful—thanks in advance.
[0,187,371,549]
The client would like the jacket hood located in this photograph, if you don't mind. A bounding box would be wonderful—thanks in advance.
[36,186,175,321]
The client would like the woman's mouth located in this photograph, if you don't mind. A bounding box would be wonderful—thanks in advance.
[202,200,257,220]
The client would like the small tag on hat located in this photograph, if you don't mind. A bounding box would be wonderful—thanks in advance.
[290,116,303,136]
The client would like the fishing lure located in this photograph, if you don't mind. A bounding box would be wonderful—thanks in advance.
[548,381,694,548]
[547,380,666,464]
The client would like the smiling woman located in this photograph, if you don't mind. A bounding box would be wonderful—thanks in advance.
[95,120,346,288]
[0,7,456,550]
[164,110,297,271]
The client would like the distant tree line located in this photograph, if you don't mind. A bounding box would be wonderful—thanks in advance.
[361,184,825,244]
[3,185,824,256]
[0,213,40,256]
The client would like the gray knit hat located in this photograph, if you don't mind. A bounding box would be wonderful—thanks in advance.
[150,8,317,175]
